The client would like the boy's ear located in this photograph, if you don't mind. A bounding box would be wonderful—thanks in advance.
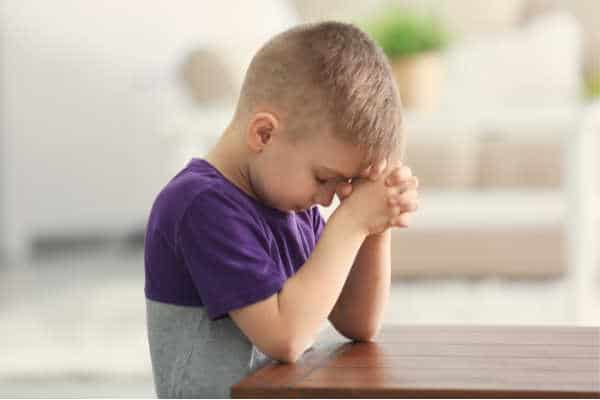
[247,112,279,153]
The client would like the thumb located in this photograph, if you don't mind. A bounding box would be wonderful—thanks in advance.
[336,181,353,201]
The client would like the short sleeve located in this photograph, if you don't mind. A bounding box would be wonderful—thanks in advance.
[177,190,285,320]
[312,206,326,242]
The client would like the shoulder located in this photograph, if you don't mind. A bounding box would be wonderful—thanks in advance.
[147,159,266,240]
[156,159,235,212]
[160,158,262,218]
[171,165,271,247]
[181,183,263,226]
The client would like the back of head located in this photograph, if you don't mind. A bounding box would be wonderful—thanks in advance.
[235,21,404,162]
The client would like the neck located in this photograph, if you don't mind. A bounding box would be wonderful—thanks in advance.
[205,124,258,200]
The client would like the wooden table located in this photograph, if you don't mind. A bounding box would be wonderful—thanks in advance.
[232,325,600,398]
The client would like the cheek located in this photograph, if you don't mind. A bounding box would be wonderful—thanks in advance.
[281,175,314,199]
[256,171,306,208]
[279,174,318,206]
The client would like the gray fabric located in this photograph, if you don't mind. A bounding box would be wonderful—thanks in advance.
[146,298,272,398]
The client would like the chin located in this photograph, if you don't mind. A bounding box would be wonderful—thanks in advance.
[272,202,296,213]
[293,204,312,212]
[269,198,309,213]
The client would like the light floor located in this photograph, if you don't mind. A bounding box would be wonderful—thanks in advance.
[0,247,598,398]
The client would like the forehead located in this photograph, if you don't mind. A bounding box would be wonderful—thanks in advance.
[302,131,374,176]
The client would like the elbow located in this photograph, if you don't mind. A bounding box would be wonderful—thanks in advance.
[338,324,380,343]
[257,346,300,364]
[275,339,307,364]
[270,334,312,364]
[277,349,301,364]
[355,324,382,342]
[350,329,377,342]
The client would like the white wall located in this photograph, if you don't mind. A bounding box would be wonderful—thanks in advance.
[0,0,298,258]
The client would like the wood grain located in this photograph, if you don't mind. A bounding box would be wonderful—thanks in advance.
[231,325,600,398]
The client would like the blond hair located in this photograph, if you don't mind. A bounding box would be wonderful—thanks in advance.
[235,21,403,162]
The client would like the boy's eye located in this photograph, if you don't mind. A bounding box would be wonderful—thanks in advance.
[315,176,328,184]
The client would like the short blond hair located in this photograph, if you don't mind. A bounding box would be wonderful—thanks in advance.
[236,21,403,162]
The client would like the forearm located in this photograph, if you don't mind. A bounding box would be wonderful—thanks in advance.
[329,229,391,341]
[277,208,367,358]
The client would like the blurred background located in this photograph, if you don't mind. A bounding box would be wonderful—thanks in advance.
[1,0,598,397]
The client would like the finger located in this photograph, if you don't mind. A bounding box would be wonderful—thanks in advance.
[390,188,418,205]
[399,165,413,180]
[369,158,388,181]
[336,182,353,200]
[385,167,404,186]
[388,196,399,207]
[359,165,372,178]
[340,182,352,197]
[388,206,401,217]
[402,201,419,213]
[387,177,418,197]
[386,166,413,187]
[389,192,419,214]
[389,195,419,212]
[389,177,419,194]
[391,213,410,228]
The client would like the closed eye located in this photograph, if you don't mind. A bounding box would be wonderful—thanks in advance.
[315,176,353,186]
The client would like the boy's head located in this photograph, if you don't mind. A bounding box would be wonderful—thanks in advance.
[228,21,403,212]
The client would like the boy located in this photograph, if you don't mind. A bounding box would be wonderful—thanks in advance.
[145,21,419,398]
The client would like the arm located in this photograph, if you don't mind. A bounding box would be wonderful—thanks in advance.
[328,230,391,341]
[229,208,368,363]
[328,164,418,341]
[229,167,413,363]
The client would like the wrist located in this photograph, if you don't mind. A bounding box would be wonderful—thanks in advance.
[367,229,391,240]
[330,205,369,240]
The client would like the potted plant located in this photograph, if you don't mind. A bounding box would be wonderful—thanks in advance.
[365,9,450,110]
[584,69,600,100]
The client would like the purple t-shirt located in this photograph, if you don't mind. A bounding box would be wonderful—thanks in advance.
[144,158,325,320]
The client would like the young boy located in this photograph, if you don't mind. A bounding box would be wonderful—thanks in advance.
[144,21,419,398]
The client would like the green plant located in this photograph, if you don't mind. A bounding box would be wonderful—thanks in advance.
[584,71,600,99]
[363,9,450,59]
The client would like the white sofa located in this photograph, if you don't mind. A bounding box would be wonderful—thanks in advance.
[0,0,300,261]
[391,104,598,280]
[380,12,599,280]
[316,13,598,281]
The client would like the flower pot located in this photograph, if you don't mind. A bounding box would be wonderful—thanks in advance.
[391,52,444,111]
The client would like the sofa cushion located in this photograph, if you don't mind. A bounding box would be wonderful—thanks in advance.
[404,114,481,190]
[391,224,565,278]
[439,11,582,110]
[478,135,562,188]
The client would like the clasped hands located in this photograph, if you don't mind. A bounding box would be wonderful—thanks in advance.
[335,159,419,229]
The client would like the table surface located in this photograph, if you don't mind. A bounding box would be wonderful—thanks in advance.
[231,325,600,398]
